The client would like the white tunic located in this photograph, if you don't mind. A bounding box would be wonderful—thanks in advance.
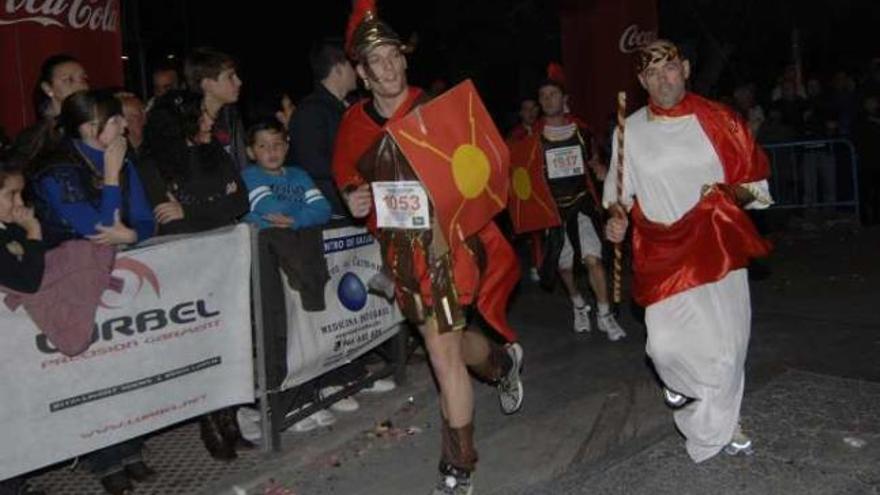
[603,107,770,462]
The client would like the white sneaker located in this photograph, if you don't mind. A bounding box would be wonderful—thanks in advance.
[311,409,337,427]
[360,378,396,393]
[431,464,474,495]
[662,387,688,408]
[528,267,540,282]
[498,342,524,414]
[291,415,318,433]
[573,304,592,333]
[597,312,626,341]
[724,424,754,456]
[236,407,262,442]
[321,386,360,413]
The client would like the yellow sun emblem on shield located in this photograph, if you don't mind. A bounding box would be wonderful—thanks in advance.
[396,91,506,243]
[511,138,555,221]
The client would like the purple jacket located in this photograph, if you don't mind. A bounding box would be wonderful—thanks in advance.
[2,240,121,357]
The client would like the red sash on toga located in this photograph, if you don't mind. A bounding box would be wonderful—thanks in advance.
[631,93,772,307]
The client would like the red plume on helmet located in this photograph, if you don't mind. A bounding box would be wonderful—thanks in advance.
[546,62,566,88]
[346,0,376,58]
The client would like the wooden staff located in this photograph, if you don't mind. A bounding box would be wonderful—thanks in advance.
[612,91,626,304]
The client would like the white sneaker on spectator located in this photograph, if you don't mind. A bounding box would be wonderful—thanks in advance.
[236,407,262,442]
[360,378,396,394]
[573,305,592,333]
[321,386,360,413]
[597,312,626,341]
[291,415,318,433]
[311,409,336,427]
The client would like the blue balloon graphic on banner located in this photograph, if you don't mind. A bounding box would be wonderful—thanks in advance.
[338,272,368,311]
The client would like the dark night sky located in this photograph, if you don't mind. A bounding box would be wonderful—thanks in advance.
[123,0,879,126]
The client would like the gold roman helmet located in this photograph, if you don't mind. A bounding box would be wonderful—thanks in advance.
[345,0,410,61]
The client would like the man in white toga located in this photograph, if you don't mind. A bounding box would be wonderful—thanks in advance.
[604,39,773,462]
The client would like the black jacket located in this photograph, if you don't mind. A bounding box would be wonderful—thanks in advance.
[288,84,349,218]
[0,223,45,294]
[215,104,248,170]
[137,141,248,235]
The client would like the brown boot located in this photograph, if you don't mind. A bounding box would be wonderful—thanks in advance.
[445,422,478,472]
[434,420,477,494]
[466,341,512,384]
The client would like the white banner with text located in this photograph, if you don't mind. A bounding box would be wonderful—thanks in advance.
[282,226,404,389]
[0,225,254,480]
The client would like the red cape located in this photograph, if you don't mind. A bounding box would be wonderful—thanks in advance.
[630,93,772,306]
[332,87,519,341]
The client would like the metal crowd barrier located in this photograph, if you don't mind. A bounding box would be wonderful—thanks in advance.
[0,223,410,481]
[761,138,860,214]
[251,224,410,452]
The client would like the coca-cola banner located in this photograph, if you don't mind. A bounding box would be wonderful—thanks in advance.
[0,0,123,136]
[559,0,658,144]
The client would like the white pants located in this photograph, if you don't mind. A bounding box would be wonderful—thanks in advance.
[558,213,602,270]
[645,269,751,462]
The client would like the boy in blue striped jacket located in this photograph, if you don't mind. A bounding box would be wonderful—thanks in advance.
[242,120,331,229]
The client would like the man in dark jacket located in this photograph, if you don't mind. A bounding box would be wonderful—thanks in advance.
[288,41,357,219]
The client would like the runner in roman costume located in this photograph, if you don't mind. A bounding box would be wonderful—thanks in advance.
[535,66,626,340]
[332,1,524,492]
[604,40,773,462]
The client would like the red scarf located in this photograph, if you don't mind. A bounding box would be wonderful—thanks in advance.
[630,93,772,306]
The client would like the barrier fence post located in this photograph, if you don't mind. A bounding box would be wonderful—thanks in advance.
[250,225,410,450]
[250,225,275,452]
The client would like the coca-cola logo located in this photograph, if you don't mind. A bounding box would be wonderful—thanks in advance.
[619,24,657,54]
[0,0,119,32]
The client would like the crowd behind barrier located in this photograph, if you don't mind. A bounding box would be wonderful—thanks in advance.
[762,138,860,214]
[0,222,409,480]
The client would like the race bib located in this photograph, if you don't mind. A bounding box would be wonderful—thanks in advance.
[545,145,585,179]
[371,181,431,230]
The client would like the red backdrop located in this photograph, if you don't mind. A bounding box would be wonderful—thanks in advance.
[559,0,658,143]
[0,0,123,136]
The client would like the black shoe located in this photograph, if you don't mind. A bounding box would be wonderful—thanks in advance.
[99,471,133,495]
[215,407,255,450]
[199,415,237,461]
[124,461,157,483]
[21,485,46,495]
